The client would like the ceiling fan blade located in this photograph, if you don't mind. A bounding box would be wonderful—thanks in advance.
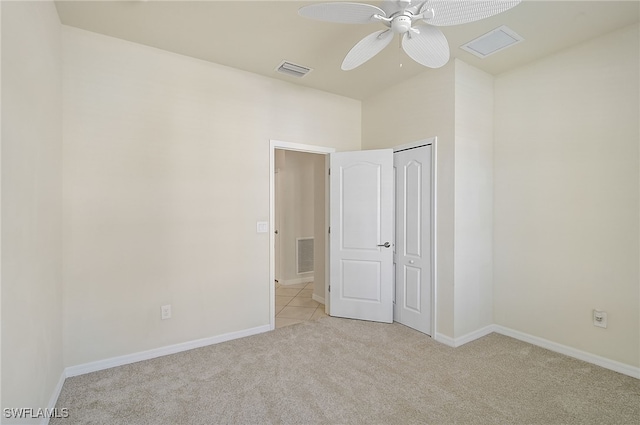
[342,29,394,70]
[420,0,521,26]
[401,26,450,68]
[298,2,386,24]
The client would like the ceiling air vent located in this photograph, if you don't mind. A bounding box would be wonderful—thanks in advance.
[276,61,313,78]
[460,25,523,58]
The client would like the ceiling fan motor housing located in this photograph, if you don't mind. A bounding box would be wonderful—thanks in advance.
[391,15,412,34]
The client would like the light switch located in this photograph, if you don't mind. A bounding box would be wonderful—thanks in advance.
[256,221,269,233]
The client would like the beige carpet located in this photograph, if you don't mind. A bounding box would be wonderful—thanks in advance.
[52,317,639,425]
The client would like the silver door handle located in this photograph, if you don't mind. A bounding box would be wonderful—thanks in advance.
[377,242,391,248]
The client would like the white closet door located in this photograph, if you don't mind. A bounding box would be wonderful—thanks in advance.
[394,144,432,335]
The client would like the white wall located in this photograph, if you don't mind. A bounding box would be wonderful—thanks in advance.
[62,27,361,367]
[362,62,457,338]
[494,24,639,367]
[454,62,494,337]
[1,0,64,417]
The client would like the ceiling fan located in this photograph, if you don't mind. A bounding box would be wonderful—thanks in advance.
[299,0,521,70]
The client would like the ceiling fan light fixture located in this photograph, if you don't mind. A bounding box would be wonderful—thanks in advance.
[391,15,412,34]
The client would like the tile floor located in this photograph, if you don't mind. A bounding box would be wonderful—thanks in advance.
[275,281,327,328]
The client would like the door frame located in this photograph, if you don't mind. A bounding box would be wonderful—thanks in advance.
[269,140,335,330]
[393,137,438,337]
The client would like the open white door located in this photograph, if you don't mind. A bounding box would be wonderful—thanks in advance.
[329,149,394,323]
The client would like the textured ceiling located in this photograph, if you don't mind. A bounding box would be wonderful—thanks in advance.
[55,0,640,100]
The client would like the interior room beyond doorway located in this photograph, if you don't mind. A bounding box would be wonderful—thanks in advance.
[274,148,328,327]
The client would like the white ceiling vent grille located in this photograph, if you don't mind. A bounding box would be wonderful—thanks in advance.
[460,25,523,58]
[276,61,313,78]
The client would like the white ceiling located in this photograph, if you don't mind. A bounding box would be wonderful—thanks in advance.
[55,0,640,100]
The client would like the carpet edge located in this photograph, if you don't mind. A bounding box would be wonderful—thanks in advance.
[64,324,271,378]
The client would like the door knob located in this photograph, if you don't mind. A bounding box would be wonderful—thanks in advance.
[377,242,391,248]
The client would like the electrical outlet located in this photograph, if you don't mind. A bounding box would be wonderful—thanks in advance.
[593,309,607,328]
[161,304,172,320]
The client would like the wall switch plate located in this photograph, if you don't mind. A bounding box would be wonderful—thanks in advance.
[593,309,607,328]
[161,304,172,320]
[256,221,269,233]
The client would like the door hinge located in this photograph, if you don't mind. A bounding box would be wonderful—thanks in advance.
[328,285,331,293]
[328,168,331,175]
[328,226,331,234]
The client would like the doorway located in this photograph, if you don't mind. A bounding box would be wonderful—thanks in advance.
[269,140,335,330]
[268,139,435,336]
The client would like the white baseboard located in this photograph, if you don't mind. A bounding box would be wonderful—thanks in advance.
[434,325,495,348]
[434,324,639,379]
[433,332,456,347]
[312,293,325,305]
[281,277,313,286]
[493,325,640,379]
[455,325,496,347]
[65,324,271,378]
[42,371,67,425]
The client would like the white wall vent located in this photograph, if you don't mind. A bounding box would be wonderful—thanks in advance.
[276,61,313,78]
[460,25,523,58]
[296,237,314,274]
